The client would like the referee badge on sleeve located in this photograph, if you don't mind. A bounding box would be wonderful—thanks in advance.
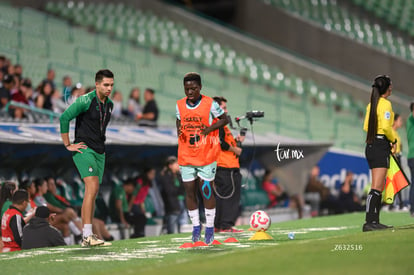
[384,111,391,120]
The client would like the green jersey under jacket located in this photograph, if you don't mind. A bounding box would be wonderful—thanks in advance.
[60,90,113,154]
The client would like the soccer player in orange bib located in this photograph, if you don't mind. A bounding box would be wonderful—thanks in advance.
[176,72,229,244]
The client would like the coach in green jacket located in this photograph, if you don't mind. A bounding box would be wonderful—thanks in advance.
[60,69,114,247]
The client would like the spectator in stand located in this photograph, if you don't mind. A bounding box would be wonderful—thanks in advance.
[159,156,185,234]
[10,77,32,119]
[42,69,56,91]
[0,74,13,110]
[11,74,21,94]
[136,88,158,127]
[33,178,81,245]
[338,171,363,213]
[109,178,146,238]
[262,170,288,208]
[22,206,66,250]
[66,86,84,105]
[13,64,23,78]
[127,87,142,119]
[51,89,67,113]
[1,182,18,219]
[1,190,31,253]
[62,75,73,102]
[0,56,8,74]
[20,78,34,107]
[35,81,54,111]
[111,90,125,118]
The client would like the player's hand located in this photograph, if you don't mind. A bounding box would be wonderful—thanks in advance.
[200,125,210,136]
[66,142,87,153]
[390,142,396,154]
[49,213,56,223]
[236,135,245,143]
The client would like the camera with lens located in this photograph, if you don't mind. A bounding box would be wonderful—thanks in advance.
[235,110,265,125]
[189,134,200,145]
[246,111,264,119]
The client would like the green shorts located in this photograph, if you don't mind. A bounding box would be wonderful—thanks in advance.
[72,147,105,184]
[179,161,217,182]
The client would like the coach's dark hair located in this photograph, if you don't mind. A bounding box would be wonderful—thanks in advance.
[366,75,391,144]
[183,72,201,86]
[213,96,227,105]
[12,189,29,205]
[95,69,114,83]
[410,102,414,112]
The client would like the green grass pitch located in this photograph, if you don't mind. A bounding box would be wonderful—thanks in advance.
[1,212,413,275]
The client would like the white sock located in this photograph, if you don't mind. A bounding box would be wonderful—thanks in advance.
[205,208,216,228]
[64,236,72,245]
[83,224,93,238]
[188,209,200,227]
[69,221,82,236]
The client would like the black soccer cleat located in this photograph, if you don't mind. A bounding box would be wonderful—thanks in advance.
[362,222,393,232]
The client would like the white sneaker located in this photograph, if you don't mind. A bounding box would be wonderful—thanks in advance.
[81,234,105,247]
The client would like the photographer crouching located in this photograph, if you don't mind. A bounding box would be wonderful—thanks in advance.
[212,96,245,233]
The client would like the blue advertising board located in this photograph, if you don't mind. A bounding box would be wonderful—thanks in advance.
[317,149,370,196]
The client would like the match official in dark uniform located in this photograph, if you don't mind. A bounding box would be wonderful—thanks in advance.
[363,75,396,232]
[60,69,114,246]
[213,96,244,232]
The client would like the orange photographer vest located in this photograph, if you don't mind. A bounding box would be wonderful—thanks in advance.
[177,95,220,166]
[217,125,240,168]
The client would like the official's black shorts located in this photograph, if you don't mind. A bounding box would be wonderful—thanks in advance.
[365,136,391,169]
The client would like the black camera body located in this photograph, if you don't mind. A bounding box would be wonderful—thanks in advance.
[246,111,264,119]
[240,127,248,136]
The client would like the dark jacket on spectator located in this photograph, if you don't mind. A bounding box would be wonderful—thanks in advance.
[22,217,66,249]
[159,171,184,215]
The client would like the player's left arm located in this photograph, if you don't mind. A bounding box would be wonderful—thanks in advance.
[201,113,229,135]
[201,101,229,135]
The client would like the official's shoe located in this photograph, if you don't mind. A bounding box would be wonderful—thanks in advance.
[219,227,244,233]
[192,225,202,243]
[362,222,393,232]
[205,227,214,245]
[81,234,105,247]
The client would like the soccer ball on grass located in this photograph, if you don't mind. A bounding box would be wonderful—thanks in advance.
[249,210,271,231]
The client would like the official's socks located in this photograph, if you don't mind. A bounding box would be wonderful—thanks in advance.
[365,189,381,223]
